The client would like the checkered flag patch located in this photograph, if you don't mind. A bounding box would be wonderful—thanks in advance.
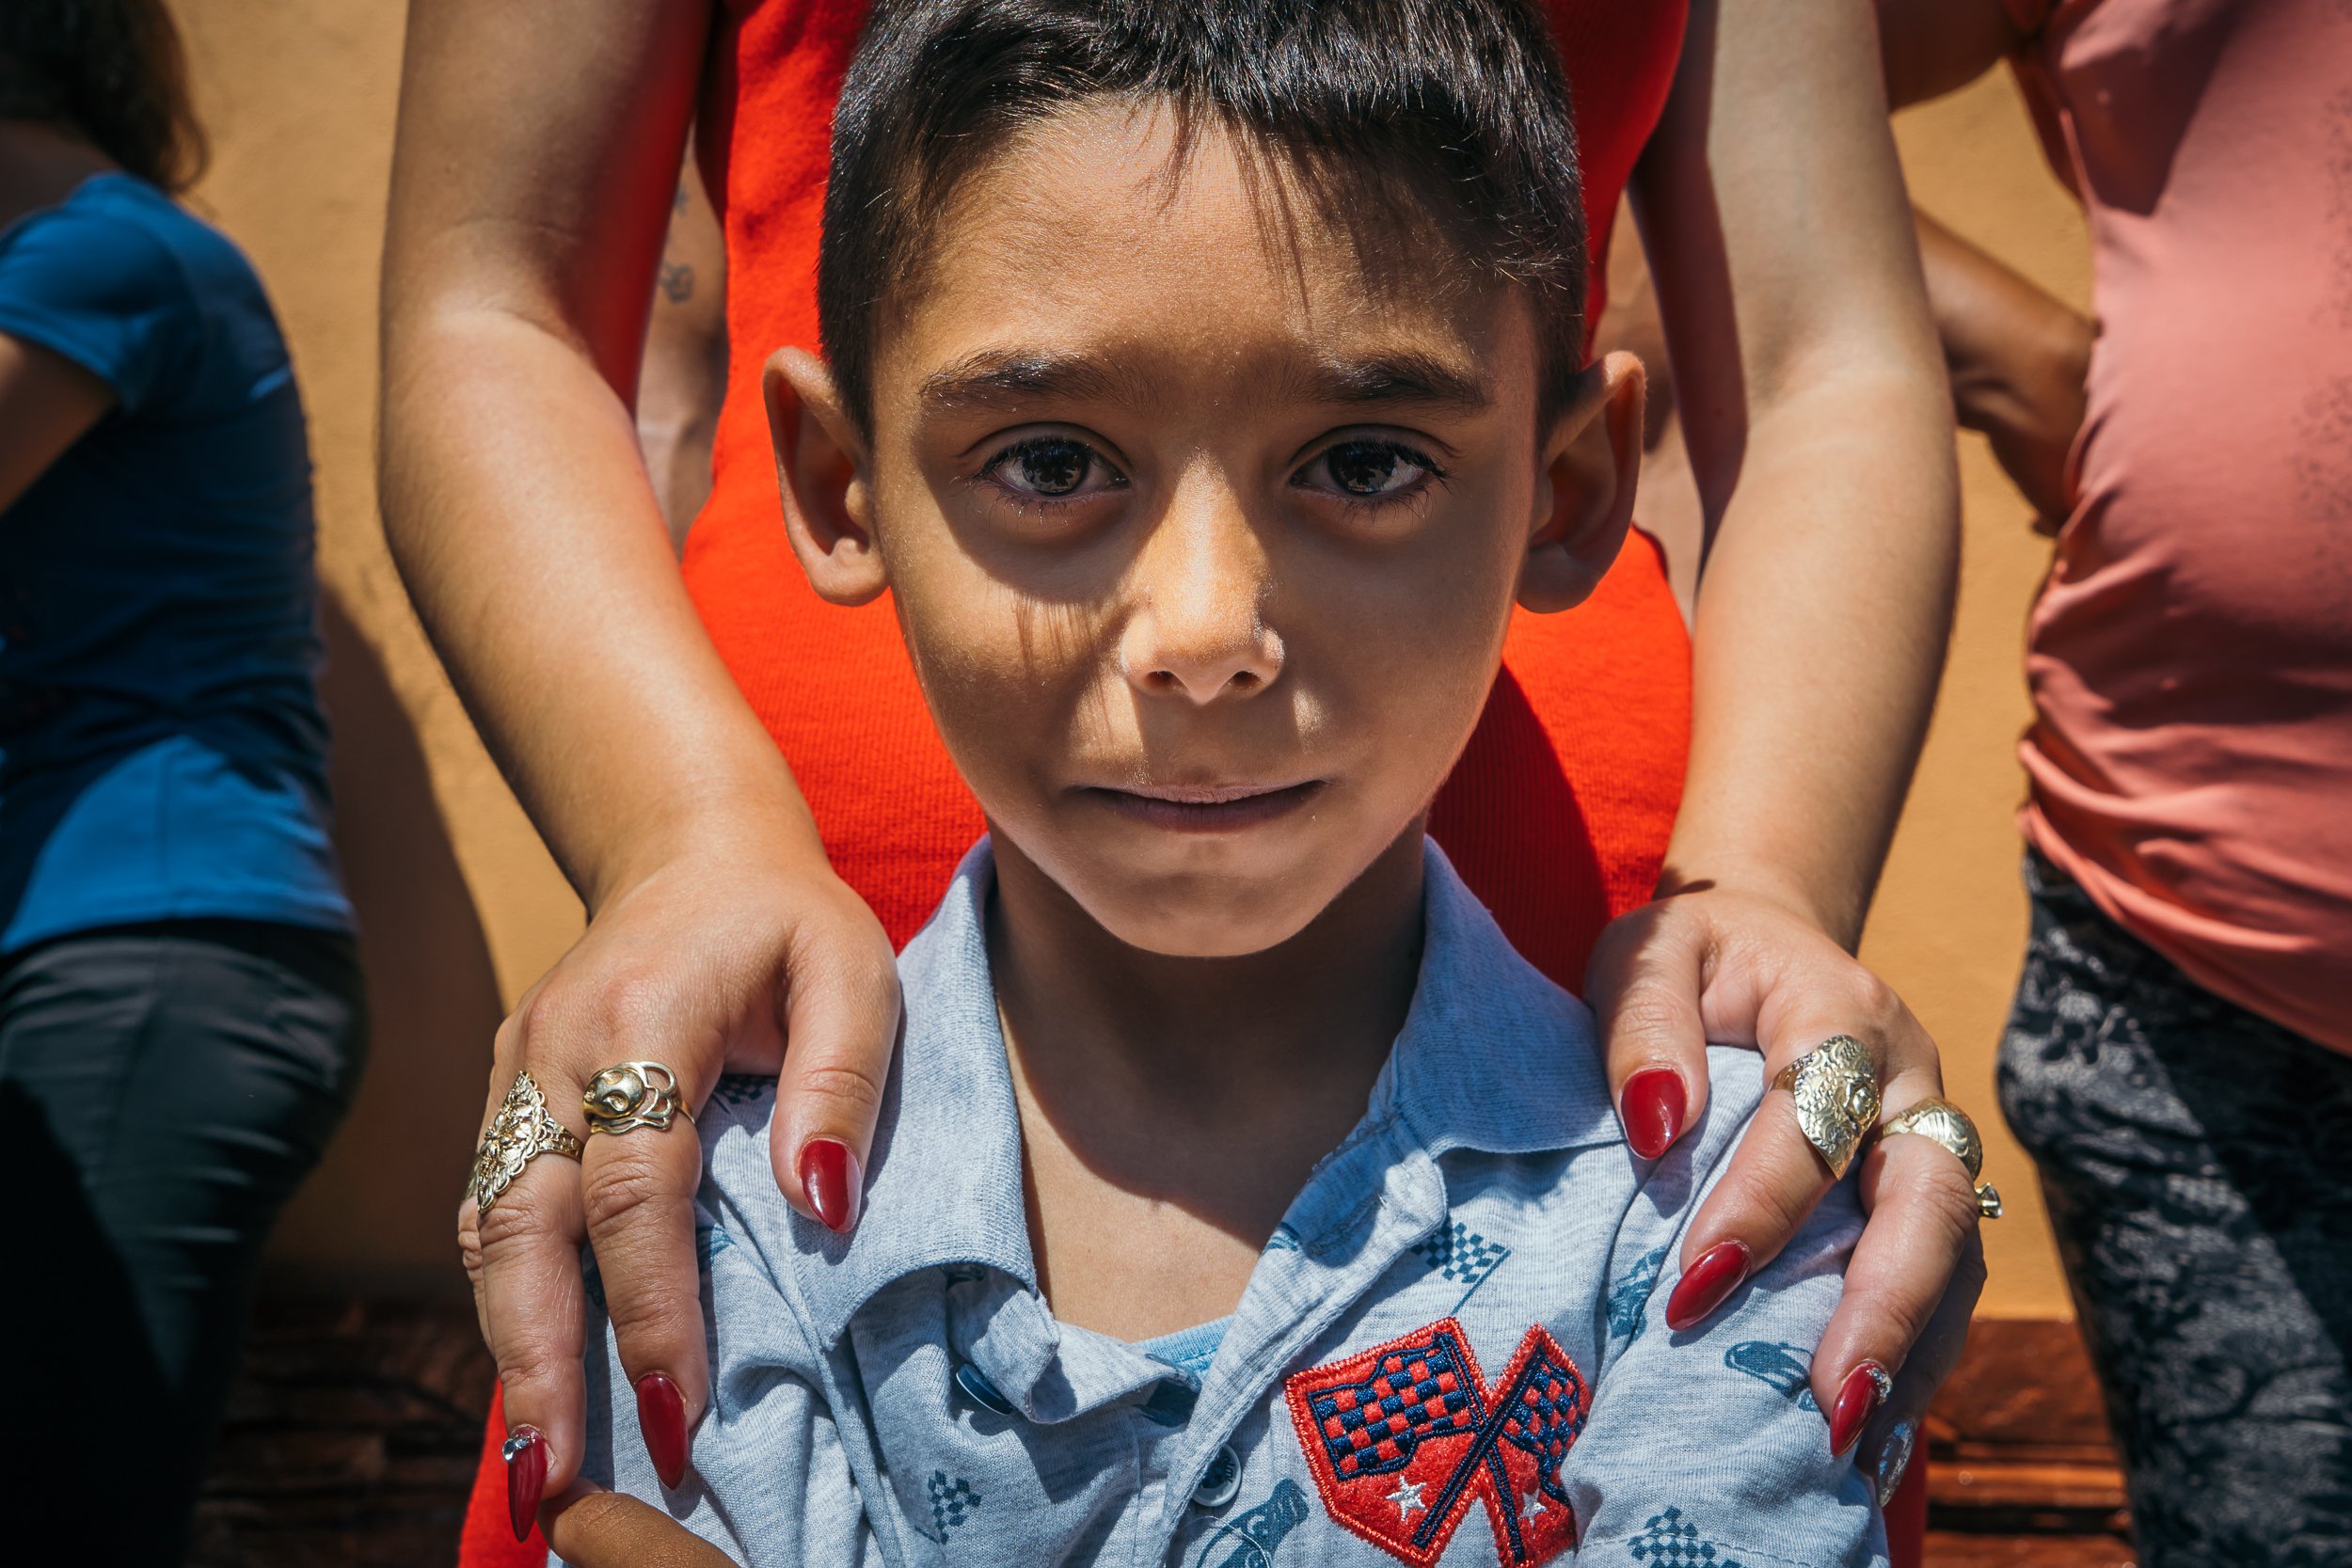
[1626,1507,1746,1567]
[928,1471,982,1535]
[1414,1221,1511,1287]
[1499,1340,1587,1473]
[1306,1329,1482,1480]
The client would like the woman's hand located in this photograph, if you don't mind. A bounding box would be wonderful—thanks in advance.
[1588,885,1987,1501]
[458,839,899,1521]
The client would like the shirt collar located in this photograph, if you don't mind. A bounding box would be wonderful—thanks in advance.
[790,835,1614,1349]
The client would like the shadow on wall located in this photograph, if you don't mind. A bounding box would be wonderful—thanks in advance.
[263,589,502,1299]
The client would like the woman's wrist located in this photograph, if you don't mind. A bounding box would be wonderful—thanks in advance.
[583,781,835,917]
[1652,848,1864,952]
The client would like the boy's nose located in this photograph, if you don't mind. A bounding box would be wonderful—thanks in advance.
[1119,495,1283,705]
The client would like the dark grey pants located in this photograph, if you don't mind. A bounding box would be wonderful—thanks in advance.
[0,919,366,1564]
[1999,853,2352,1567]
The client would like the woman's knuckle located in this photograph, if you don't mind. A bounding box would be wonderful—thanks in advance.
[492,1008,527,1062]
[1920,1160,1985,1240]
[1723,1158,1815,1241]
[1844,1274,1936,1354]
[833,953,904,1019]
[512,983,578,1054]
[795,914,896,985]
[606,1291,702,1354]
[791,1059,886,1120]
[495,1340,566,1392]
[592,966,673,1035]
[475,1185,562,1254]
[1610,988,1692,1049]
[580,1154,674,1235]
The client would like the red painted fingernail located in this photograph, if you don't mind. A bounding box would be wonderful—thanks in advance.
[502,1425,547,1544]
[1663,1242,1751,1331]
[636,1370,690,1489]
[800,1137,861,1233]
[1621,1069,1686,1160]
[1829,1360,1892,1457]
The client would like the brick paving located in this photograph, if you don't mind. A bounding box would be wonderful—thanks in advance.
[191,1297,491,1568]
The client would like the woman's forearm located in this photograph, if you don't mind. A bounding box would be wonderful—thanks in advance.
[377,0,818,912]
[380,308,821,911]
[1634,0,1961,949]
[1662,368,1957,948]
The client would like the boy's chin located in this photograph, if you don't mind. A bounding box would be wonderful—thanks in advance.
[1073,878,1337,961]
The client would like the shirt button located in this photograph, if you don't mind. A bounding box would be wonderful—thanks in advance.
[1191,1444,1242,1509]
[953,1361,1016,1417]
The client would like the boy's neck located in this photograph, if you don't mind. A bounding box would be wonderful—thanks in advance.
[985,828,1427,1338]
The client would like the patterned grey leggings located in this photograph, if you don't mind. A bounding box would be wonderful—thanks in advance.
[1998,853,2352,1567]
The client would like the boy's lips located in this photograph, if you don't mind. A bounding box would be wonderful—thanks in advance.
[1083,779,1326,832]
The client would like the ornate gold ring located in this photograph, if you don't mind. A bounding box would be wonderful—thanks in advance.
[582,1060,693,1137]
[469,1070,583,1213]
[1770,1034,1882,1180]
[1882,1096,2004,1218]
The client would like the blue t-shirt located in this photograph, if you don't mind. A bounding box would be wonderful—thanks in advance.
[0,173,351,950]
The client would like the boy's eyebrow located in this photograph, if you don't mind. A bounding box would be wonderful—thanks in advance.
[915,349,1493,417]
[917,352,1136,414]
[1295,353,1494,414]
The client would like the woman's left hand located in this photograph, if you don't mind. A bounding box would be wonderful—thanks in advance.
[1586,884,1987,1502]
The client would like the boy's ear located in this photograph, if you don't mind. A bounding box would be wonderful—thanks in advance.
[1518,350,1646,614]
[764,346,888,606]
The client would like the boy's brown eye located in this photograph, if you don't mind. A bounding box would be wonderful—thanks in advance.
[1327,442,1401,496]
[1303,439,1439,500]
[994,437,1097,497]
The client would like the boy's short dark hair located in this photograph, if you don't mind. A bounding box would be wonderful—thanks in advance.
[818,0,1588,436]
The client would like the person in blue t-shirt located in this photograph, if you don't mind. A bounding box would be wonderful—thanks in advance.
[0,2,365,1556]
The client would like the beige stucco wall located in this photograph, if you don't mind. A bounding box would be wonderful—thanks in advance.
[166,0,2083,1315]
[1872,81,2090,1321]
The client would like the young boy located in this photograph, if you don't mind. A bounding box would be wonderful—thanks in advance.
[573,1,1882,1562]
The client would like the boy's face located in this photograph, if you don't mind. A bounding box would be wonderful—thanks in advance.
[773,103,1640,958]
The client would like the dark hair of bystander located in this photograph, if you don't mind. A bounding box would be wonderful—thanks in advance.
[0,0,206,193]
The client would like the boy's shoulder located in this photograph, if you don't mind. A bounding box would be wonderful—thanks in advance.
[689,836,1775,1341]
[687,844,1034,1353]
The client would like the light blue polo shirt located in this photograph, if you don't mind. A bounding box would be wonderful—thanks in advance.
[575,841,1883,1567]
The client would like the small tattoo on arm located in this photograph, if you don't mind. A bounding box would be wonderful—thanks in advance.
[660,260,695,304]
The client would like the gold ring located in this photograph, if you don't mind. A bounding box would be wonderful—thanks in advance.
[1882,1097,2005,1218]
[470,1070,583,1213]
[1770,1034,1882,1180]
[582,1060,694,1136]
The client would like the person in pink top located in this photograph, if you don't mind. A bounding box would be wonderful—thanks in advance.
[1882,1,2352,1562]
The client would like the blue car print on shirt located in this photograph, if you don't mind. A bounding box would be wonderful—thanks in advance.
[1723,1340,1820,1412]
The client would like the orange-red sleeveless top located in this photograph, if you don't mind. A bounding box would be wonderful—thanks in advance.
[464,5,1693,1562]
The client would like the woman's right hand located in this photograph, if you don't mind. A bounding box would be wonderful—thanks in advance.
[458,837,900,1531]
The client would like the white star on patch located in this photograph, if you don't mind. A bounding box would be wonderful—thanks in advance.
[1519,1489,1547,1525]
[1386,1479,1426,1520]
